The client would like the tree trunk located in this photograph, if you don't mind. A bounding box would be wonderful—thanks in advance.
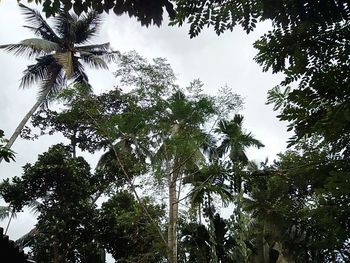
[0,91,48,163]
[168,175,178,263]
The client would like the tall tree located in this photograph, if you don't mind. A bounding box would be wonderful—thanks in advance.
[22,51,245,263]
[0,3,116,156]
[216,114,264,192]
[0,144,105,263]
[152,90,217,263]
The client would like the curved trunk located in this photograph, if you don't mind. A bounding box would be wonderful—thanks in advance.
[0,91,48,163]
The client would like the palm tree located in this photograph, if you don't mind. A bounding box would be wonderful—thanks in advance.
[0,4,117,157]
[152,90,215,263]
[216,114,264,192]
[216,115,264,164]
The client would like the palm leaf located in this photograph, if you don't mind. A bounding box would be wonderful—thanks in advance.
[74,11,102,44]
[78,43,111,52]
[71,59,89,86]
[0,205,11,220]
[79,51,109,69]
[0,38,59,59]
[54,11,78,41]
[19,3,60,42]
[38,65,66,102]
[20,55,56,88]
[15,227,38,249]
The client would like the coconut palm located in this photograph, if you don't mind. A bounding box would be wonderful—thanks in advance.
[0,4,117,156]
[216,114,264,192]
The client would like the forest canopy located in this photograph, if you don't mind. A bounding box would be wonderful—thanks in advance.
[1,1,350,262]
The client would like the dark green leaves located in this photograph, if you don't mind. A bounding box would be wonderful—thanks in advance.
[0,130,15,163]
[22,0,176,27]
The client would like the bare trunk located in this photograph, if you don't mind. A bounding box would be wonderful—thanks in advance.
[0,91,48,164]
[4,209,14,235]
[168,175,178,263]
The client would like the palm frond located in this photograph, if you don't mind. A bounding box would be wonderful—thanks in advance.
[74,11,102,44]
[19,3,60,42]
[78,42,111,52]
[38,65,66,103]
[0,206,11,220]
[77,42,119,63]
[27,200,41,215]
[20,55,55,88]
[71,59,89,86]
[0,38,59,58]
[54,11,76,40]
[244,133,265,149]
[233,114,244,125]
[15,227,38,249]
[79,51,109,70]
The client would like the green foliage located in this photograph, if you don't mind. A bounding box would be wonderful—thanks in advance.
[174,0,350,160]
[21,0,176,26]
[173,0,350,37]
[0,129,15,162]
[97,191,167,262]
[30,86,125,154]
[0,144,103,262]
[244,142,350,262]
[179,214,236,262]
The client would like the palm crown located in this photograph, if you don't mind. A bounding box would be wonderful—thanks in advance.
[0,4,117,153]
[1,4,116,98]
[216,115,265,164]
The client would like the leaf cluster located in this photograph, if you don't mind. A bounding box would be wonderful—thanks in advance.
[0,129,15,163]
[22,0,176,27]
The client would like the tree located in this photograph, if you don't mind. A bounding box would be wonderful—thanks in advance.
[0,3,116,156]
[21,51,245,263]
[174,0,350,157]
[215,115,264,193]
[179,213,236,263]
[241,138,350,262]
[96,191,167,262]
[173,1,349,36]
[0,144,105,263]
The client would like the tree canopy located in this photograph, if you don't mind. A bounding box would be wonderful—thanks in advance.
[1,1,350,262]
[20,0,176,26]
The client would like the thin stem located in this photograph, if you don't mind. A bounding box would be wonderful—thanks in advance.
[5,209,14,235]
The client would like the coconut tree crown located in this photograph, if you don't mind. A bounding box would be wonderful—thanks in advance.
[0,3,117,99]
[0,3,118,155]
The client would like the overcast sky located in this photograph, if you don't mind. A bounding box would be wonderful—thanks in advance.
[0,0,289,253]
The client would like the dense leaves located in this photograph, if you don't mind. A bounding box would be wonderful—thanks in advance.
[173,0,350,36]
[97,191,166,262]
[0,145,104,262]
[0,130,15,163]
[21,0,176,26]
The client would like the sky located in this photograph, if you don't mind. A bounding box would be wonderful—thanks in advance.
[0,0,290,254]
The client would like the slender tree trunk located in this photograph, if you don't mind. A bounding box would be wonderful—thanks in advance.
[4,209,14,235]
[168,174,178,263]
[198,202,202,224]
[0,91,48,163]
